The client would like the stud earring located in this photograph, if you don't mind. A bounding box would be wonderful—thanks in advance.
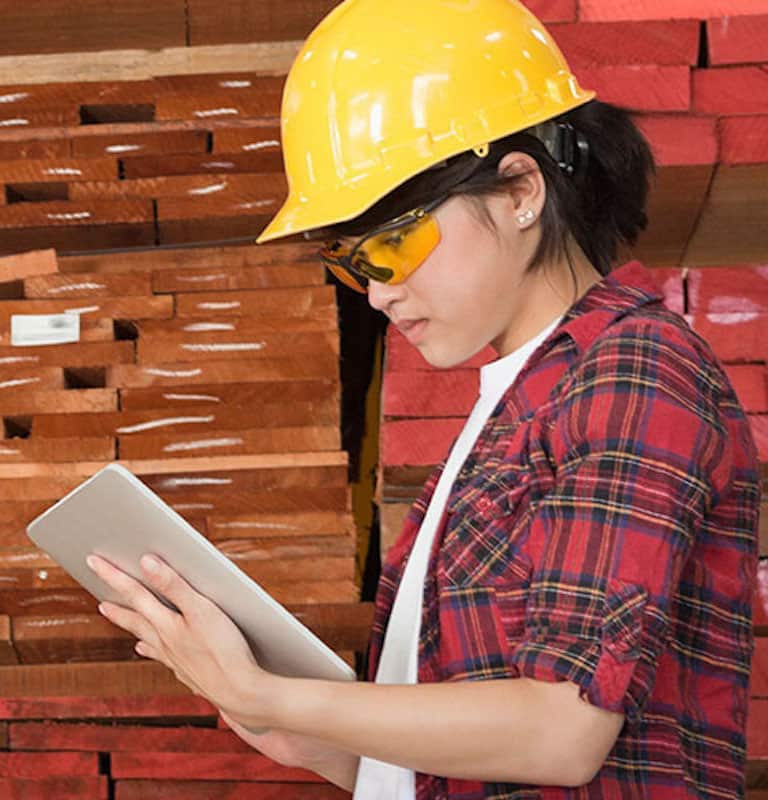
[517,209,535,225]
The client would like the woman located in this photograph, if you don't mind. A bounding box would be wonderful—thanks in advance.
[88,0,761,796]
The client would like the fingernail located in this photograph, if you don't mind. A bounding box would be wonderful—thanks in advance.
[86,555,98,571]
[142,555,161,573]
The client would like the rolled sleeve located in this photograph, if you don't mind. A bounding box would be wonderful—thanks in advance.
[508,320,726,725]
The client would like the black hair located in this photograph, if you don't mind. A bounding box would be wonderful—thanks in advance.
[321,99,656,278]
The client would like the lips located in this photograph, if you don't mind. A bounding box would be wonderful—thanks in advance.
[395,318,428,344]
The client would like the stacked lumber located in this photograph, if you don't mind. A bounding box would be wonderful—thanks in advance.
[0,243,373,792]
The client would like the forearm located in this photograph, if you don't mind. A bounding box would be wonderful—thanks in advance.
[310,748,360,792]
[250,675,617,787]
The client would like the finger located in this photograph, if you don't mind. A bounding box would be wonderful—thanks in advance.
[87,554,179,632]
[98,601,162,650]
[139,554,215,620]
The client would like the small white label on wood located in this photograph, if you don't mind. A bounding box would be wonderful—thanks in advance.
[11,313,81,346]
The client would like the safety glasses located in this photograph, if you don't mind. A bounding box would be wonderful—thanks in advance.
[319,195,447,293]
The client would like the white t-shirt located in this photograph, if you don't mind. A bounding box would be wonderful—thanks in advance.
[353,316,561,799]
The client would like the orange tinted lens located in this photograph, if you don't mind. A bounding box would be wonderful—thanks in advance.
[362,213,440,283]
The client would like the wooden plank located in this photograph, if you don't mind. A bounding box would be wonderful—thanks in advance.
[379,502,412,559]
[0,750,98,775]
[631,165,713,267]
[111,751,322,781]
[0,693,214,719]
[59,242,317,274]
[687,314,768,365]
[187,0,337,45]
[119,378,338,411]
[0,42,300,87]
[382,418,463,468]
[0,660,189,698]
[72,129,209,159]
[687,266,768,314]
[708,14,768,66]
[693,67,768,115]
[10,720,252,752]
[0,107,80,128]
[70,173,288,203]
[0,0,186,56]
[24,272,152,299]
[0,140,70,161]
[632,116,718,168]
[0,295,173,325]
[0,366,63,392]
[31,400,338,438]
[651,267,685,315]
[136,312,336,339]
[571,65,690,113]
[0,776,107,799]
[155,89,282,122]
[119,425,340,460]
[151,262,322,293]
[206,510,353,541]
[0,616,17,665]
[0,437,114,465]
[578,0,768,21]
[0,341,134,369]
[175,286,335,318]
[135,330,338,364]
[0,158,116,184]
[720,116,768,167]
[549,19,699,67]
[212,126,281,155]
[115,782,346,800]
[0,249,58,282]
[157,205,274,246]
[0,79,155,111]
[0,388,117,415]
[108,356,339,389]
[683,166,768,267]
[122,151,285,179]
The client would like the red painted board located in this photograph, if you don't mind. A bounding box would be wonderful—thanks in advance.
[0,776,107,800]
[748,699,768,758]
[693,67,768,115]
[723,365,768,414]
[578,0,768,22]
[573,65,690,112]
[383,370,478,418]
[753,638,768,699]
[9,721,252,752]
[110,752,324,782]
[708,15,768,66]
[0,695,215,721]
[522,0,576,23]
[686,314,768,364]
[0,751,98,777]
[750,415,768,463]
[720,116,768,166]
[633,115,718,167]
[686,266,768,314]
[115,781,348,800]
[550,20,699,66]
[382,418,464,467]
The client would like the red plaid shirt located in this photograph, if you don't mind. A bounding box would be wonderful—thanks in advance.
[368,261,761,799]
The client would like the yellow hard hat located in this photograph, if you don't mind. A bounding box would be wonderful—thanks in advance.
[257,0,596,244]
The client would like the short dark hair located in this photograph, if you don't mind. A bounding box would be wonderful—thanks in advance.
[321,99,656,278]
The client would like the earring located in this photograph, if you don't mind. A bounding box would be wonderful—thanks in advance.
[517,209,535,225]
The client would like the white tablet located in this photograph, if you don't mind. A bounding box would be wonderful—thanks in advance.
[27,463,357,683]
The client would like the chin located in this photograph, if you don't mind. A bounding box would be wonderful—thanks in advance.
[419,344,474,370]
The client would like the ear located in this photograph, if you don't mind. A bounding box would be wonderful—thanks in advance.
[496,151,546,227]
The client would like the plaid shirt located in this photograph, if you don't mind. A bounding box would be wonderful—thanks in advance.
[368,261,761,799]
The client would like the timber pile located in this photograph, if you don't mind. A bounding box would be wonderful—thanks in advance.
[0,244,372,796]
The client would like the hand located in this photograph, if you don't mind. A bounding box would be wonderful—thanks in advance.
[220,712,360,791]
[86,552,273,726]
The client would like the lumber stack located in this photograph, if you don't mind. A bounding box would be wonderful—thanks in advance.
[0,243,373,794]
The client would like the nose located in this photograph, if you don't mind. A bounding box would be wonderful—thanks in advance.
[366,278,407,313]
